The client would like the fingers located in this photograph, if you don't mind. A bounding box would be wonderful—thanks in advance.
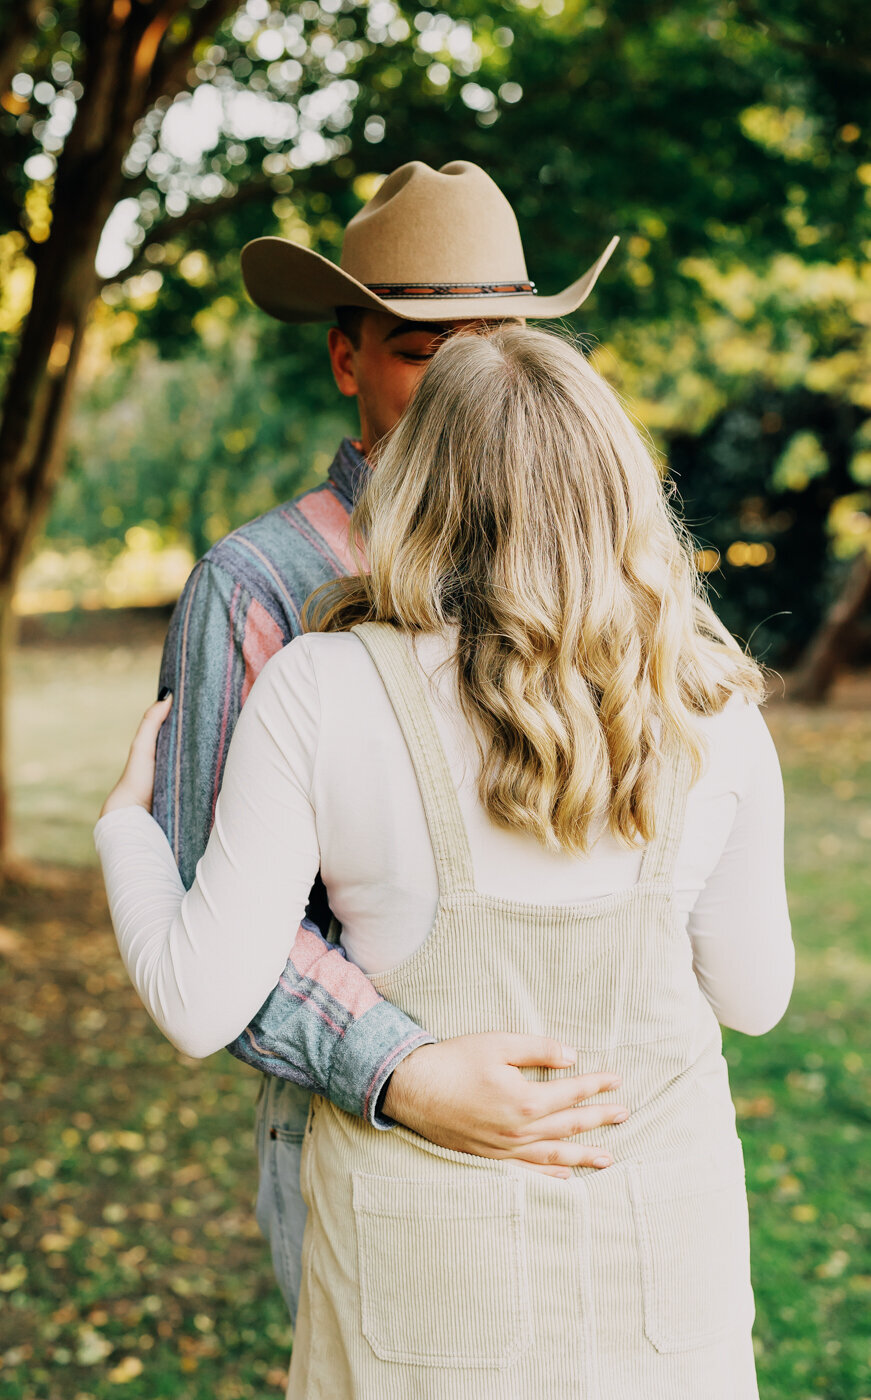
[511,1141,616,1171]
[522,1070,623,1120]
[513,1159,574,1180]
[99,693,173,819]
[128,696,173,767]
[132,694,173,750]
[499,1034,578,1070]
[522,1102,628,1143]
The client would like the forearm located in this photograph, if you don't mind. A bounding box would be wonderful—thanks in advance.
[128,629,437,1118]
[226,940,436,1126]
[96,804,293,1058]
[689,704,795,1036]
[98,799,435,1116]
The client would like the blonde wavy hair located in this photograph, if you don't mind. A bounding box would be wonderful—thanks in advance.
[303,325,767,856]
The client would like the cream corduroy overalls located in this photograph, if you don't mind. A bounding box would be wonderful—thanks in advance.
[287,622,759,1400]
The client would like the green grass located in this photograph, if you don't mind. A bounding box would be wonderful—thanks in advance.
[1,639,870,1398]
[8,640,165,867]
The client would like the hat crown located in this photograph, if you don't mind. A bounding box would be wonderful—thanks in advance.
[339,160,529,286]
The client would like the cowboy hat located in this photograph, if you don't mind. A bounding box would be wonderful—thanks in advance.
[241,159,619,324]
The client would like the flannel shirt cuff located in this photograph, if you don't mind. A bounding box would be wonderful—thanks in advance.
[326,1004,437,1129]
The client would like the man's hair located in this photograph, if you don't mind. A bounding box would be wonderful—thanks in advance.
[334,306,368,347]
[334,308,524,347]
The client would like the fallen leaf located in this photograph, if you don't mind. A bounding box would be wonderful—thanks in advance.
[76,1326,113,1365]
[108,1356,143,1383]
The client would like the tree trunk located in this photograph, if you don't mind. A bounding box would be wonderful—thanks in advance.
[789,549,871,704]
[0,582,16,864]
[0,1,192,874]
[0,0,244,873]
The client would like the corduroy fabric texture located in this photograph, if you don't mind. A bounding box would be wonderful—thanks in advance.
[287,622,760,1400]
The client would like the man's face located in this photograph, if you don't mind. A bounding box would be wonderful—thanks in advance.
[327,311,516,456]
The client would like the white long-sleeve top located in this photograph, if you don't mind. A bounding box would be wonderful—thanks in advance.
[95,626,795,1058]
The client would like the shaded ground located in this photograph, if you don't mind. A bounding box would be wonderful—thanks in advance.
[0,867,292,1397]
[1,627,870,1397]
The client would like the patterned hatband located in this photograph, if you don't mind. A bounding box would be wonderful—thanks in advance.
[364,280,537,298]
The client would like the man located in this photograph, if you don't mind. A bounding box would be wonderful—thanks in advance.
[153,158,618,1318]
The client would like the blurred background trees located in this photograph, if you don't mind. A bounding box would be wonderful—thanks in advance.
[1,0,870,864]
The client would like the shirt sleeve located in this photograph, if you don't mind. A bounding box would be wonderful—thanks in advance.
[687,701,795,1036]
[98,636,435,1124]
[152,557,253,891]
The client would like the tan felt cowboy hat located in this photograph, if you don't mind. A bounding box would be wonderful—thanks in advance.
[241,159,619,324]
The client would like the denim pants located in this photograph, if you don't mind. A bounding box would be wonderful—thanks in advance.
[254,1073,312,1322]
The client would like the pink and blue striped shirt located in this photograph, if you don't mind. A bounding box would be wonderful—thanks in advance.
[152,438,435,1124]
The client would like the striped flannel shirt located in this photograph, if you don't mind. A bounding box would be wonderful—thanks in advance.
[152,438,436,1125]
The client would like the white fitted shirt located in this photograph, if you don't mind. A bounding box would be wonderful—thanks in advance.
[95,626,795,1057]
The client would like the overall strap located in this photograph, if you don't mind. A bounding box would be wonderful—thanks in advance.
[351,622,475,898]
[637,738,695,886]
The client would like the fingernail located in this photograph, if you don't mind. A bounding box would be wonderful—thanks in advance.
[613,1109,629,1122]
[561,1045,577,1061]
[593,1156,612,1168]
[158,687,171,701]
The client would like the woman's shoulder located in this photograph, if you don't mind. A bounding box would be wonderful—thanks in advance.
[283,628,383,677]
[695,688,775,742]
[688,689,781,798]
[695,687,757,728]
[262,629,394,707]
[260,629,365,677]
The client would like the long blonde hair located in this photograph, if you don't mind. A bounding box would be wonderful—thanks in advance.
[303,325,767,855]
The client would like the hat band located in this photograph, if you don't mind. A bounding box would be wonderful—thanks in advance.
[365,280,537,299]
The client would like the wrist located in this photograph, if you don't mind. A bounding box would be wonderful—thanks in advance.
[97,795,152,822]
[100,792,150,819]
[381,1042,435,1125]
[374,1074,394,1123]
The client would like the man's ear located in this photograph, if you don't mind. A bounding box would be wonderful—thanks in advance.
[327,326,359,398]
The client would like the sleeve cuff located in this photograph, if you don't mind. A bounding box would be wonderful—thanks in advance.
[325,1001,437,1130]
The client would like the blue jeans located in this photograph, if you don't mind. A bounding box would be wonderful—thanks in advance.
[254,1074,312,1322]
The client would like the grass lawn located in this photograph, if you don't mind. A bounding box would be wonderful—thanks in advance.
[1,632,870,1398]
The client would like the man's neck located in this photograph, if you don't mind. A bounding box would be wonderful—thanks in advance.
[328,436,370,508]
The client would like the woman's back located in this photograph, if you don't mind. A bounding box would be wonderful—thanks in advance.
[261,624,793,1037]
[288,620,768,1400]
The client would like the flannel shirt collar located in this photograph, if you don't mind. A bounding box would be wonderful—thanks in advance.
[328,437,370,509]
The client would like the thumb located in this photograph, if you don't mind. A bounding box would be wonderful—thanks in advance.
[130,693,173,755]
[101,694,174,818]
[500,1034,577,1070]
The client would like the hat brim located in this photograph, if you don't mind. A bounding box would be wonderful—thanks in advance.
[240,235,620,324]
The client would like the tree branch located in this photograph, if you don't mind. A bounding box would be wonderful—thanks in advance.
[0,0,44,96]
[99,174,275,286]
[145,0,240,108]
[734,1,871,75]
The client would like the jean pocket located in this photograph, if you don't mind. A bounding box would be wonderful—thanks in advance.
[626,1139,756,1354]
[352,1171,531,1369]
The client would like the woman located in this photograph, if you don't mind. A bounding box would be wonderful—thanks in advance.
[97,326,794,1398]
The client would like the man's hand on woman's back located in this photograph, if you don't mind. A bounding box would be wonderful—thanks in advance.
[382,1033,628,1177]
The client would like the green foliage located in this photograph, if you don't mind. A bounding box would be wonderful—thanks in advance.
[773,431,829,493]
[4,0,871,666]
[51,317,353,561]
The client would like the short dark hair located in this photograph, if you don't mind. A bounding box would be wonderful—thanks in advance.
[334,307,525,348]
[334,305,368,347]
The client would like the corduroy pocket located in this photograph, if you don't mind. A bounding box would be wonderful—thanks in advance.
[626,1138,757,1353]
[352,1170,532,1368]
